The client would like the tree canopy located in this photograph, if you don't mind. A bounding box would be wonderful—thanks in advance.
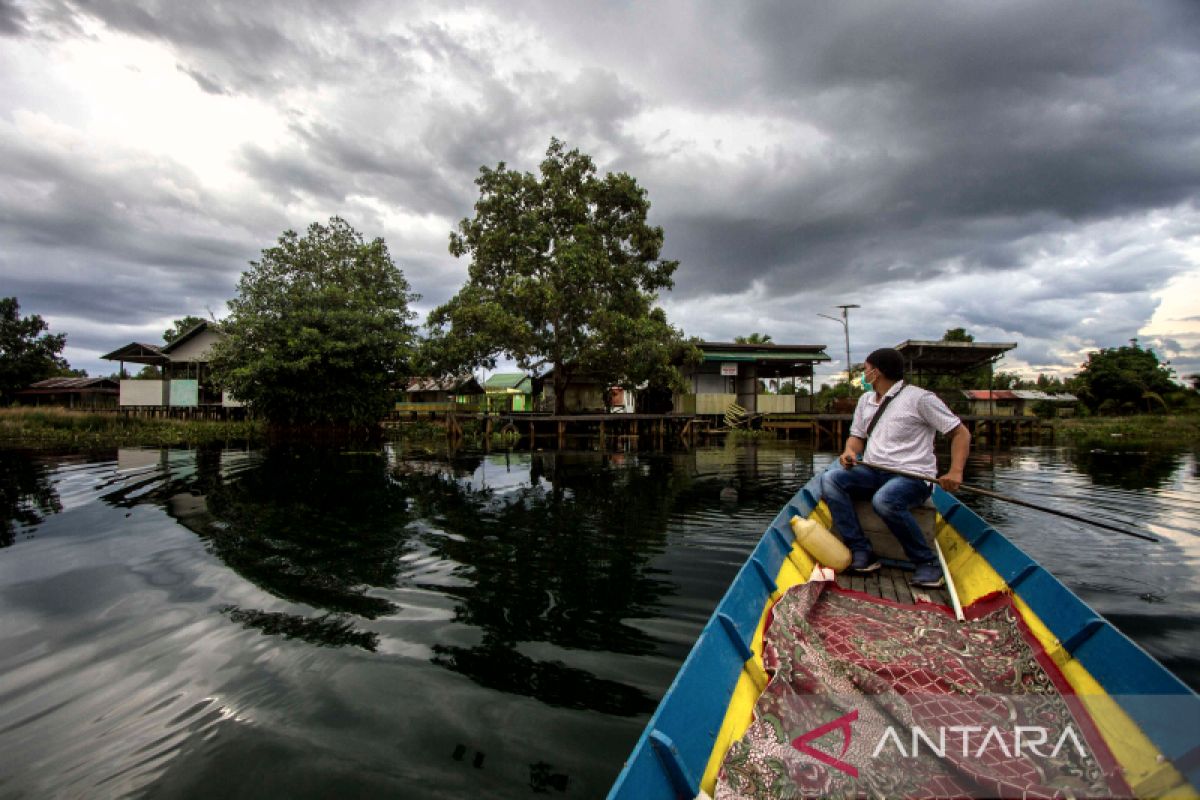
[735,333,773,344]
[210,218,419,428]
[0,297,69,403]
[1074,339,1176,413]
[427,138,688,413]
[163,315,207,343]
[941,327,974,343]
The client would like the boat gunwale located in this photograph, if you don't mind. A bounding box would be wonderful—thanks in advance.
[608,477,1200,798]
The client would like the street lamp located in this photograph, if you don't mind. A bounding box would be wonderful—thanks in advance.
[817,304,860,386]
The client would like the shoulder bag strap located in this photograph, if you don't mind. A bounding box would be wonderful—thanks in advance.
[864,384,906,441]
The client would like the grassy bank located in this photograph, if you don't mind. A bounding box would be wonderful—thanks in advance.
[0,407,264,449]
[1051,414,1200,447]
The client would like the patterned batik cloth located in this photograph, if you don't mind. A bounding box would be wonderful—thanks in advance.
[715,582,1130,799]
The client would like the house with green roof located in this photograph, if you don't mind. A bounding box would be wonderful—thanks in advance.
[676,341,831,416]
[483,372,534,412]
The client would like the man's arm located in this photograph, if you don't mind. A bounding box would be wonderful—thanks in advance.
[937,424,971,491]
[839,435,866,468]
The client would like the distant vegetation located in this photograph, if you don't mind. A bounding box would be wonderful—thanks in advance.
[1051,414,1200,448]
[0,297,71,403]
[0,408,263,449]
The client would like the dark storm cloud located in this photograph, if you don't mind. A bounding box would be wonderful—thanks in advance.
[0,130,275,367]
[589,0,1200,311]
[5,0,1199,375]
[0,133,262,274]
[241,123,465,218]
[0,0,28,35]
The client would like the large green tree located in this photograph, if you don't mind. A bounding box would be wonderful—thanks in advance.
[163,315,207,343]
[1074,339,1176,413]
[210,218,419,427]
[0,297,69,403]
[427,138,686,414]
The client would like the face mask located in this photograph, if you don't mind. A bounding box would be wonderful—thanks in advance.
[859,374,872,392]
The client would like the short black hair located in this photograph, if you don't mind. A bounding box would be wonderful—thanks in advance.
[865,347,905,380]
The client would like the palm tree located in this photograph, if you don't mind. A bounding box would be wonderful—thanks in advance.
[734,332,773,344]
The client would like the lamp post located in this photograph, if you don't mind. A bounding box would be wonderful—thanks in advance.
[817,304,860,386]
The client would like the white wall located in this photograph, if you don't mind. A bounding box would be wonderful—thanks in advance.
[167,329,221,361]
[120,380,164,406]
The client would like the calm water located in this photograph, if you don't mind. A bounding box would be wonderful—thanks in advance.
[0,441,1197,798]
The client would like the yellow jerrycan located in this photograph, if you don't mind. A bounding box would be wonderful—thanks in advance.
[790,515,852,571]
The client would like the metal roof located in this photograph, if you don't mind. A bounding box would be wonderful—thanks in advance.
[99,342,167,365]
[962,390,1018,400]
[160,320,215,353]
[18,377,119,393]
[699,341,829,362]
[693,341,830,379]
[102,320,221,364]
[403,376,483,394]
[962,389,1077,402]
[484,373,531,391]
[895,340,1017,374]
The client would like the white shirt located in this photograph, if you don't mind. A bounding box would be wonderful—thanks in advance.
[850,380,962,476]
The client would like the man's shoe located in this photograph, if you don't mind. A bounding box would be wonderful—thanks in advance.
[911,561,945,588]
[850,550,881,573]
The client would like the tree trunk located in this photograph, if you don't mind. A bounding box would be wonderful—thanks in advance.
[554,369,568,415]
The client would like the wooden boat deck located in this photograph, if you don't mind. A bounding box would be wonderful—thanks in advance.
[834,564,951,607]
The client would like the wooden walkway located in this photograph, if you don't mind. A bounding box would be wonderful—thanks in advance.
[421,410,1055,450]
[449,412,698,450]
[759,414,1052,446]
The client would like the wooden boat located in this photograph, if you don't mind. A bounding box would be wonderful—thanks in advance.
[608,475,1200,799]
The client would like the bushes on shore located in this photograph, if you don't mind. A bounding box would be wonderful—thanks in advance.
[0,408,263,449]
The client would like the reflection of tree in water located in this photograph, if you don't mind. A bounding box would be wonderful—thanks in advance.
[220,605,381,651]
[1066,447,1186,491]
[0,450,63,548]
[405,452,689,716]
[103,446,421,651]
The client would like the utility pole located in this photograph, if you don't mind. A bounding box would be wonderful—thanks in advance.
[817,304,860,385]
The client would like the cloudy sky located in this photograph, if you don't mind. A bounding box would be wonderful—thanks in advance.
[3,0,1199,385]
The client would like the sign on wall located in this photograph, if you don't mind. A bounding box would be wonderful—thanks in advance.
[720,363,738,376]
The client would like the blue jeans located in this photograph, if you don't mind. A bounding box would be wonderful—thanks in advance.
[821,465,936,564]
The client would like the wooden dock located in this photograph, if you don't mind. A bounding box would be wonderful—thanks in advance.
[425,411,1055,450]
[448,412,699,450]
[760,414,1052,447]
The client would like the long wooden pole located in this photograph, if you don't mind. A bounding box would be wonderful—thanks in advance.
[859,460,1159,543]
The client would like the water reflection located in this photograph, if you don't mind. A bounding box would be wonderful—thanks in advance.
[395,451,691,716]
[1066,446,1189,490]
[96,447,686,716]
[100,446,411,649]
[0,449,62,547]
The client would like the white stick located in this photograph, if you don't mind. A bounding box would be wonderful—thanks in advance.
[935,538,965,622]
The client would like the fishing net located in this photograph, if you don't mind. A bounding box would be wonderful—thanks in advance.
[715,582,1130,799]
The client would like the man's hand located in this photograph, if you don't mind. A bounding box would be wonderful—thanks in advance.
[937,470,964,492]
[838,450,859,469]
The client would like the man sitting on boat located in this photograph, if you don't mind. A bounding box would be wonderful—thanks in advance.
[822,347,971,588]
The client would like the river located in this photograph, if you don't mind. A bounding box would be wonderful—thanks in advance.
[0,441,1196,798]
